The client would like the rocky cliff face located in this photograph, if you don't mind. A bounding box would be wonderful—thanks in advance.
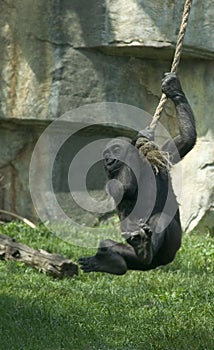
[0,0,213,232]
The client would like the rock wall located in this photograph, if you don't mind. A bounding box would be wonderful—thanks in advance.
[0,0,213,232]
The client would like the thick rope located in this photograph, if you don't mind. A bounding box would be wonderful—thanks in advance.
[136,137,172,173]
[150,0,193,130]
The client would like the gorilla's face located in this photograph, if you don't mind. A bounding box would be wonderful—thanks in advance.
[102,138,132,174]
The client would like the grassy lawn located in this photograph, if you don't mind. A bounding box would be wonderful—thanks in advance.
[0,222,213,350]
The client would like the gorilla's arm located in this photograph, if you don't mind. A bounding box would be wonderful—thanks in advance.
[161,73,197,163]
[78,74,193,275]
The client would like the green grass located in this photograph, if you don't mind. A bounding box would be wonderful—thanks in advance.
[0,222,214,350]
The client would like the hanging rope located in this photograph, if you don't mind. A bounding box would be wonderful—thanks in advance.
[149,0,193,130]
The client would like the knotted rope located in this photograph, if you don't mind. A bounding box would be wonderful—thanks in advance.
[136,137,172,173]
[149,0,193,130]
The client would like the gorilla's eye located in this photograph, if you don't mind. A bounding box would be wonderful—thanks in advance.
[103,151,110,159]
[112,146,121,155]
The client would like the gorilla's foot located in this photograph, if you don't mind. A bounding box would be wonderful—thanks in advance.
[79,247,127,275]
[127,220,153,264]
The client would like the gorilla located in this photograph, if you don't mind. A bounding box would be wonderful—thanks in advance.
[79,73,197,275]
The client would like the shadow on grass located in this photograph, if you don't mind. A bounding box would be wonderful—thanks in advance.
[0,294,108,350]
[0,288,214,350]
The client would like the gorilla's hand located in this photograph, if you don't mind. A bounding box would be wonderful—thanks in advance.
[161,73,184,99]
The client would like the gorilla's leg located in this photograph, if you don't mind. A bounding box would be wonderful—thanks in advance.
[153,217,182,266]
[79,215,181,274]
[79,239,128,275]
[146,213,181,264]
[124,213,181,267]
[79,237,158,274]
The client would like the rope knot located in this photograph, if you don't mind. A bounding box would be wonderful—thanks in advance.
[135,137,172,174]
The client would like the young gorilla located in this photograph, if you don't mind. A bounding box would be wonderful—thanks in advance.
[79,73,197,275]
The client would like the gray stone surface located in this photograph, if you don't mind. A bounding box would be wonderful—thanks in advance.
[103,0,214,59]
[0,0,213,232]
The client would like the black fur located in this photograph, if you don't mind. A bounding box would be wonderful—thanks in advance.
[79,73,197,275]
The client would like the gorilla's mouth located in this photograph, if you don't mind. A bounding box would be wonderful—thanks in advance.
[107,158,117,166]
[105,158,121,171]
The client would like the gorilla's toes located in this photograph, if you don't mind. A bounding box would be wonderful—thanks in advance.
[78,257,94,272]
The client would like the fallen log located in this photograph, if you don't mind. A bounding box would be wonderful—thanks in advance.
[0,234,78,278]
